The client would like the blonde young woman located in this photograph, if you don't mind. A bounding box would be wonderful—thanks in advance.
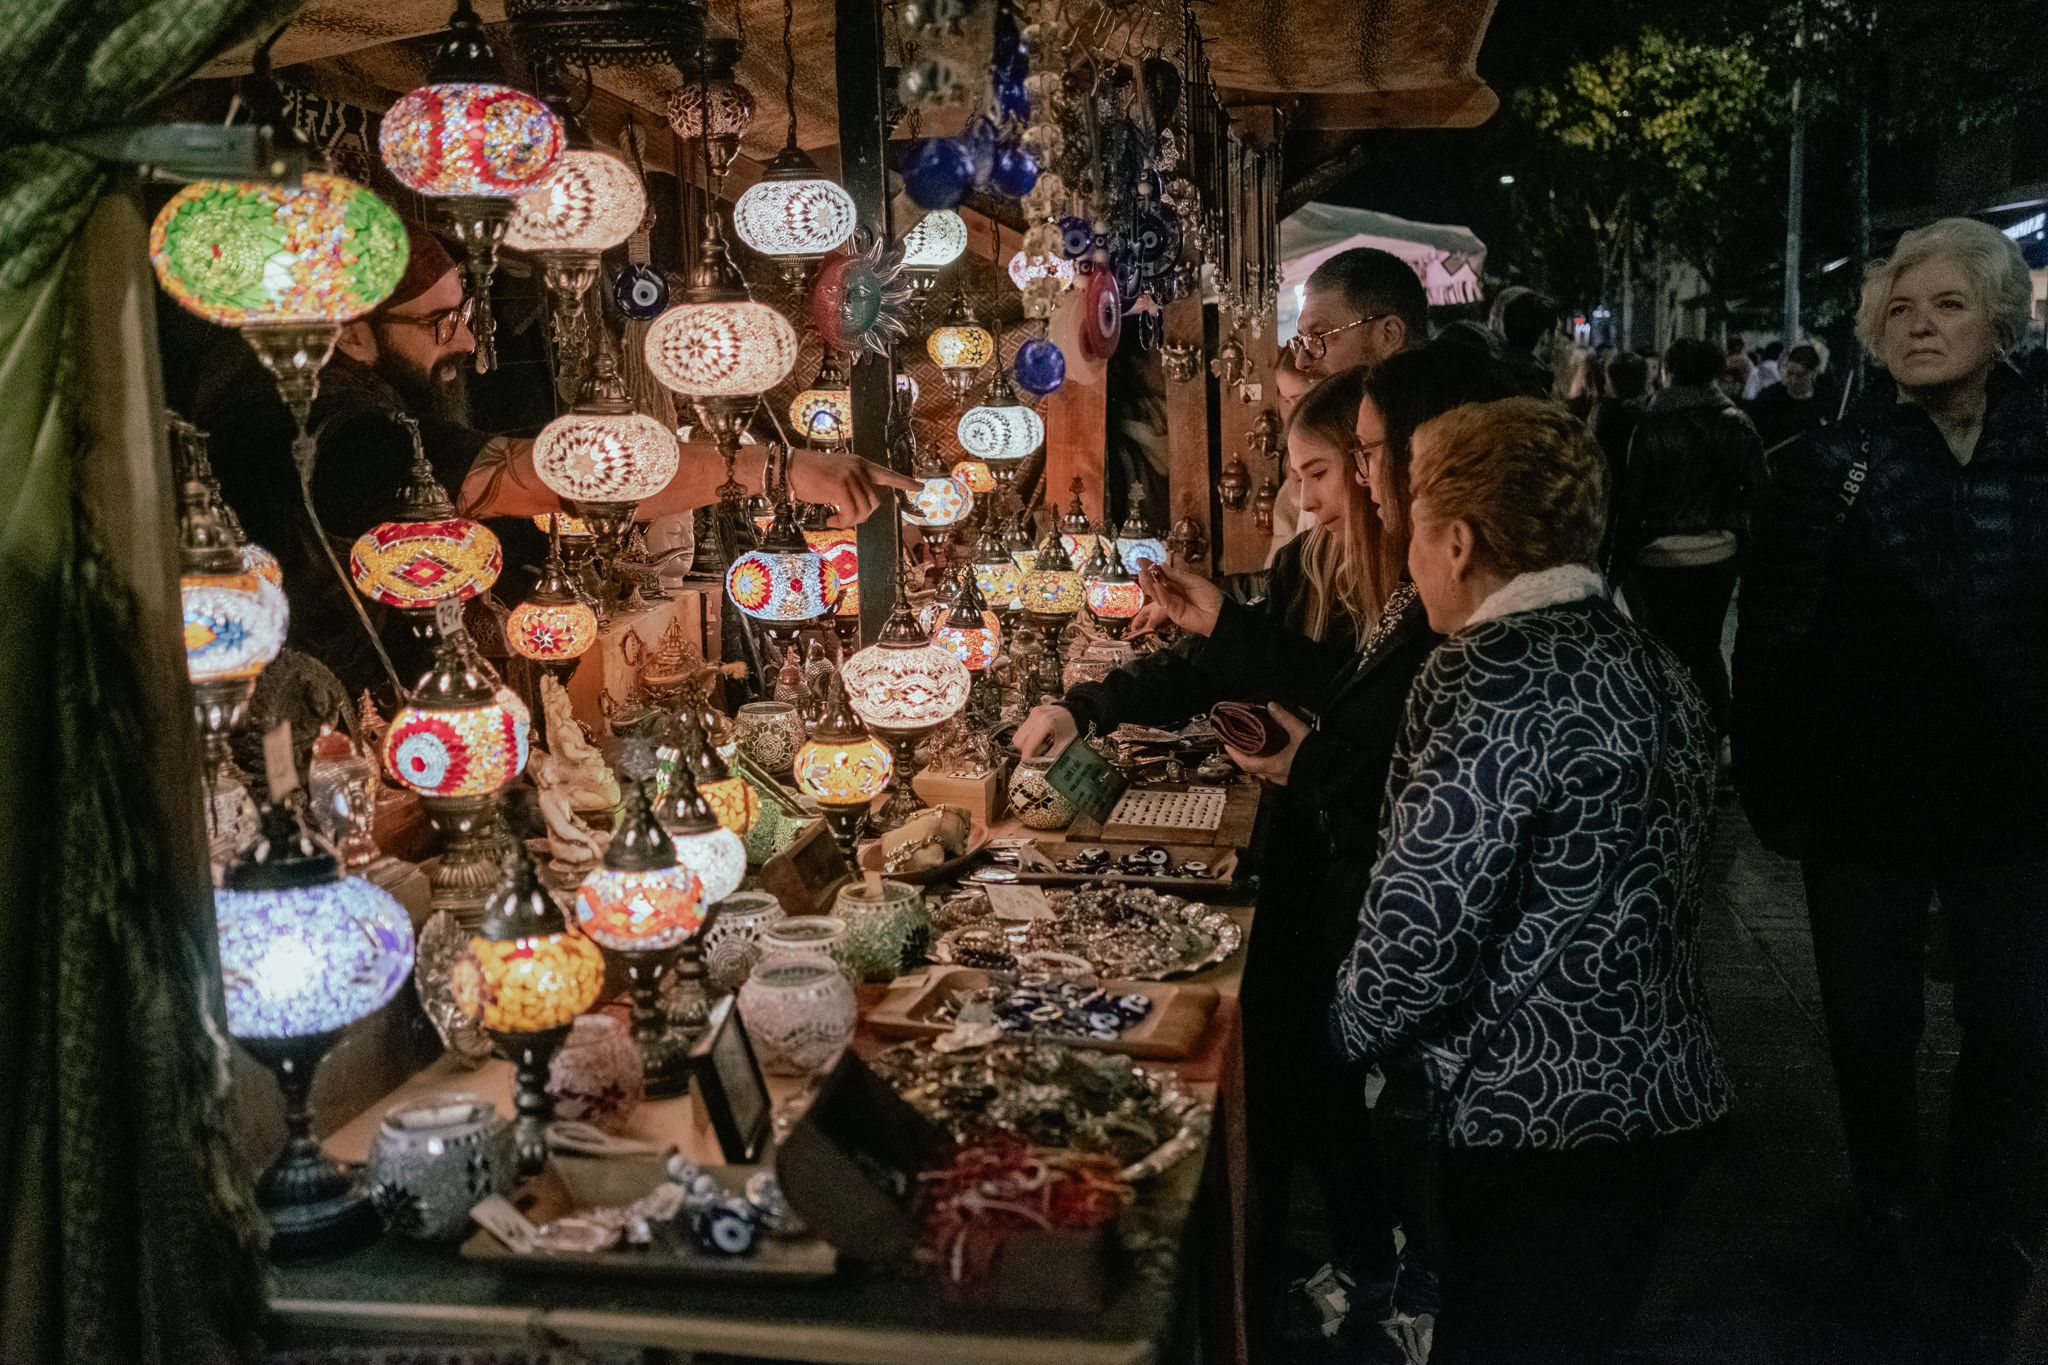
[1735,217,2048,1321]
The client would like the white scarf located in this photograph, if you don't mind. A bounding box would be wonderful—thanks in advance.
[1463,564,1607,628]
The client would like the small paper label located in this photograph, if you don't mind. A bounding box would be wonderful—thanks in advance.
[433,598,463,639]
[985,885,1053,921]
[470,1194,538,1253]
[262,723,297,798]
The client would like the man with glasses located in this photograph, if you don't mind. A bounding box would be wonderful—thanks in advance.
[196,220,913,697]
[1288,247,1429,379]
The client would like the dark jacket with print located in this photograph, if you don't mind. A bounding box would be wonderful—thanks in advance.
[1333,593,1732,1149]
[1732,366,2048,860]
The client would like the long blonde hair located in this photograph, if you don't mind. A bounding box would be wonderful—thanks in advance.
[1285,369,1402,642]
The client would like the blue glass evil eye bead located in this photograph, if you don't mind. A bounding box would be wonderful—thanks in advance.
[1058,216,1093,259]
[613,263,668,320]
[990,145,1039,198]
[689,1199,760,1256]
[905,137,977,210]
[996,79,1030,124]
[1013,337,1066,395]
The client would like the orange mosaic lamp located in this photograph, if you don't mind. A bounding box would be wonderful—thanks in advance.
[930,570,1003,672]
[507,517,598,667]
[926,291,995,399]
[1021,532,1085,620]
[951,458,996,495]
[804,528,861,619]
[350,416,501,610]
[793,672,893,855]
[1084,542,1144,638]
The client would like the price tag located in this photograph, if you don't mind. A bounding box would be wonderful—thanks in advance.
[1043,735,1127,824]
[262,723,297,799]
[985,884,1053,921]
[433,598,463,639]
[469,1194,538,1254]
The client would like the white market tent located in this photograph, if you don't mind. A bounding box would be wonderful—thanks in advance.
[1278,202,1488,340]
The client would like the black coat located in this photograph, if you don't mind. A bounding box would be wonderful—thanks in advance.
[1613,385,1767,566]
[1733,365,2048,860]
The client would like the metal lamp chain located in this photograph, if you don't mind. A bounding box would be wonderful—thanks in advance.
[782,0,798,151]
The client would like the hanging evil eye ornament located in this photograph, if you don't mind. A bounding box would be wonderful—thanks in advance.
[993,10,1026,81]
[1110,244,1141,308]
[1013,336,1065,395]
[904,138,976,211]
[613,262,669,320]
[1080,268,1122,361]
[808,233,914,360]
[962,116,998,188]
[1134,205,1182,278]
[990,145,1039,199]
[996,77,1030,125]
[1058,216,1093,260]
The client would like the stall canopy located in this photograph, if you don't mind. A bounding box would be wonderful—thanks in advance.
[1277,201,1487,339]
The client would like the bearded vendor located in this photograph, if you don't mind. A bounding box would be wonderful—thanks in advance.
[193,219,914,698]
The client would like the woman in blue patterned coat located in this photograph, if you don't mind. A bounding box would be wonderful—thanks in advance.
[1334,398,1731,1363]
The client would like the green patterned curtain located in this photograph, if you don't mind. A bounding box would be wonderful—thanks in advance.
[0,3,306,1364]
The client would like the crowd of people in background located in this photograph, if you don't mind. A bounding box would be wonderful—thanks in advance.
[1018,217,2048,1364]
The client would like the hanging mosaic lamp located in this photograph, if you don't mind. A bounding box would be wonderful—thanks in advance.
[349,419,502,611]
[925,291,995,399]
[956,364,1044,462]
[379,0,565,372]
[506,128,647,383]
[930,569,1002,671]
[793,671,892,855]
[507,517,599,667]
[731,2,854,278]
[789,352,855,448]
[664,39,753,179]
[951,458,996,495]
[804,527,862,620]
[533,335,679,572]
[725,495,839,629]
[151,173,408,432]
[901,209,968,290]
[217,793,415,1260]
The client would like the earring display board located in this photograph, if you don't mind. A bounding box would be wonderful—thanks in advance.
[1105,787,1226,835]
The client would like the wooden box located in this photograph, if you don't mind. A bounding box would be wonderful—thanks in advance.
[911,766,1005,824]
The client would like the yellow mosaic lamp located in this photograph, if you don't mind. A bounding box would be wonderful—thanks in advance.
[926,292,995,399]
[349,416,501,611]
[789,352,855,448]
[793,671,893,855]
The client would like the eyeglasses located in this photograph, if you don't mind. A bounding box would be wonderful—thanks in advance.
[1288,312,1392,361]
[1351,437,1389,468]
[382,297,475,346]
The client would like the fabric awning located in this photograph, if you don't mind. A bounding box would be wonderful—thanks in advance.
[1278,202,1487,337]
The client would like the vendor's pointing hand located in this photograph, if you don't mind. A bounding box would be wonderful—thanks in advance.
[788,449,922,528]
[1136,562,1223,638]
[1224,703,1310,786]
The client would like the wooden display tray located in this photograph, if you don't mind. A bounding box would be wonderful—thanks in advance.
[865,967,1219,1060]
[1086,779,1261,850]
[461,1153,839,1284]
[973,840,1241,892]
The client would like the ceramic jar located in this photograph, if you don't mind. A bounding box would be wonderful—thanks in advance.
[733,701,806,774]
[1007,755,1076,830]
[736,958,857,1075]
[366,1095,513,1241]
[830,879,927,981]
[546,1013,644,1134]
[760,915,853,982]
[702,890,786,994]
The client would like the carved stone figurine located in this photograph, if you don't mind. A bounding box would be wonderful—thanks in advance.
[773,647,805,709]
[540,675,621,814]
[530,749,603,874]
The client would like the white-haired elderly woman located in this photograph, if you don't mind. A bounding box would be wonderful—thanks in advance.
[1735,217,2048,1313]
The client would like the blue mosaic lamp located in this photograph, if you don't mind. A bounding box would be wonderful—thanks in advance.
[216,793,415,1260]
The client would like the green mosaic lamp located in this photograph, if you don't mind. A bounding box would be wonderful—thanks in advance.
[150,172,408,433]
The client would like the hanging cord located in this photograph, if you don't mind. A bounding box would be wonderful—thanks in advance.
[732,0,747,52]
[289,421,407,699]
[782,0,798,150]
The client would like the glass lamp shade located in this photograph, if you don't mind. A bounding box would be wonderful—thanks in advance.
[951,459,995,495]
[379,83,564,198]
[702,776,760,836]
[804,529,860,619]
[971,559,1023,610]
[644,300,799,397]
[149,173,409,328]
[506,599,598,661]
[1085,578,1144,621]
[1022,563,1086,618]
[666,78,754,141]
[349,518,502,608]
[956,402,1045,462]
[902,210,969,269]
[505,148,647,254]
[1060,531,1107,564]
[926,321,995,372]
[672,825,746,904]
[733,174,857,259]
[841,643,971,734]
[931,608,1002,671]
[1007,249,1078,290]
[383,698,531,799]
[216,878,415,1039]
[726,548,839,622]
[182,569,288,684]
[793,734,893,807]
[789,384,854,446]
[532,512,593,537]
[462,928,605,1033]
[1116,535,1170,572]
[532,410,679,503]
[574,865,704,952]
[901,475,972,529]
[243,542,284,586]
[1010,548,1038,574]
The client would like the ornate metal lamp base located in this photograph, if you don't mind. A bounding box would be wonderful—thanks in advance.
[613,943,693,1098]
[489,1023,574,1177]
[242,1032,382,1263]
